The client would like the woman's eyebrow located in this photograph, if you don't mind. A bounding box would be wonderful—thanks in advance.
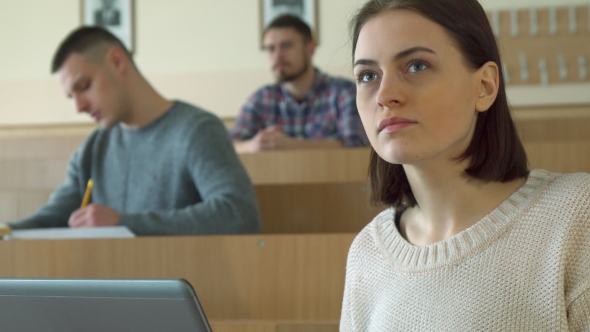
[353,59,378,67]
[354,46,436,68]
[393,46,436,61]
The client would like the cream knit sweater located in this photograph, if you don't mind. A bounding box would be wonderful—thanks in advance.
[340,169,590,331]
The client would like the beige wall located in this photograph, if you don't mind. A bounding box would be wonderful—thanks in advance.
[1,0,589,126]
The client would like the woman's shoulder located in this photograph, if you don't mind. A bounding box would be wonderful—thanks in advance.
[527,170,590,248]
[349,208,396,254]
[541,171,590,306]
[534,169,590,205]
[550,170,590,189]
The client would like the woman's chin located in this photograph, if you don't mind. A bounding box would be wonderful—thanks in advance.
[374,148,418,165]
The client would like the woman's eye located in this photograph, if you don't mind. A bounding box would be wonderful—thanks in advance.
[358,72,378,83]
[408,61,428,73]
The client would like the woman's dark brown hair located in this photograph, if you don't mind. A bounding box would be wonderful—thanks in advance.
[351,0,529,209]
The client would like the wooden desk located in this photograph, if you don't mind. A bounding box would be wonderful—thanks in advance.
[0,234,355,321]
[1,114,590,231]
[235,119,590,233]
[239,148,379,233]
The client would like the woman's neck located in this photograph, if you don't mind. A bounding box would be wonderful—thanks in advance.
[399,162,526,246]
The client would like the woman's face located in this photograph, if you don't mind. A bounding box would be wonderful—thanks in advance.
[354,10,486,167]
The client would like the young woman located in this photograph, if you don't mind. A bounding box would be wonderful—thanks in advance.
[341,0,590,330]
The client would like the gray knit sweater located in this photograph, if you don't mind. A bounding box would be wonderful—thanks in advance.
[9,101,261,235]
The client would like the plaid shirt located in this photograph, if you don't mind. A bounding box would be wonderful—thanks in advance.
[229,69,369,147]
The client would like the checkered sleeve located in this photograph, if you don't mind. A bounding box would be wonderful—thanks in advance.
[228,91,265,141]
[336,82,369,147]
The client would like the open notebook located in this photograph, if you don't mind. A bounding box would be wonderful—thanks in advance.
[2,226,135,240]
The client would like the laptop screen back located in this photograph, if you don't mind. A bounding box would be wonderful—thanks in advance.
[0,278,212,332]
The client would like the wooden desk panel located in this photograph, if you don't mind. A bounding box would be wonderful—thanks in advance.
[525,140,590,173]
[0,234,355,321]
[238,149,370,185]
[256,183,379,234]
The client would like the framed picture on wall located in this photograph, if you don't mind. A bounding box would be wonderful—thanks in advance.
[80,0,135,53]
[260,0,319,47]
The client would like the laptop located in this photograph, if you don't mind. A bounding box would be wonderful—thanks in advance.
[0,278,212,332]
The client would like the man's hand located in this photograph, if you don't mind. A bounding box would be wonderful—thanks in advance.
[256,125,296,150]
[236,125,297,153]
[233,125,342,153]
[68,204,121,228]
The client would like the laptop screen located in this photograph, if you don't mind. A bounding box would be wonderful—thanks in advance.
[0,278,212,332]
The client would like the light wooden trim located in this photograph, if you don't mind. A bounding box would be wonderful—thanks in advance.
[512,105,590,120]
[0,123,96,139]
[0,234,355,320]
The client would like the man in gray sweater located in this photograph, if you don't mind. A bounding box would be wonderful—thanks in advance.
[8,27,261,235]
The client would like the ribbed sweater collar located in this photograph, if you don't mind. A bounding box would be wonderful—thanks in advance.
[372,169,556,274]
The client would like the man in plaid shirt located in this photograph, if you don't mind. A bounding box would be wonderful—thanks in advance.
[230,15,369,153]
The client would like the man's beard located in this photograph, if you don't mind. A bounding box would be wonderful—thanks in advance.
[276,58,310,83]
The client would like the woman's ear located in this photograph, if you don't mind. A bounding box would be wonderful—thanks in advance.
[475,61,499,112]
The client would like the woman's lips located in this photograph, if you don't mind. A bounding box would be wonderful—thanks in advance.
[378,117,417,133]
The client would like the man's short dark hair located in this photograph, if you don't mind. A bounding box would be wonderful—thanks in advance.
[51,26,133,74]
[264,15,313,43]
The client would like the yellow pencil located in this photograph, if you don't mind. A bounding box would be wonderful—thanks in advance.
[81,179,94,208]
